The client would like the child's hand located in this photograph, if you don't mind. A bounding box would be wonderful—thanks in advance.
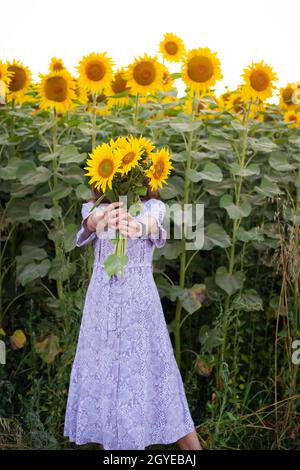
[98,201,128,231]
[118,212,144,239]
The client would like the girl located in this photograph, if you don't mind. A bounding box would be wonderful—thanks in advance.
[64,181,202,451]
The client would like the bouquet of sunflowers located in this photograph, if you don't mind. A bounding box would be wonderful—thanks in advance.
[83,135,173,277]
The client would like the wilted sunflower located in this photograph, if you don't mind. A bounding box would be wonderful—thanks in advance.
[115,135,144,175]
[146,148,173,190]
[49,57,65,72]
[241,60,278,102]
[6,59,32,104]
[283,110,300,128]
[279,83,298,110]
[159,33,186,63]
[181,47,223,95]
[84,143,122,192]
[77,52,114,94]
[124,53,165,95]
[38,70,76,113]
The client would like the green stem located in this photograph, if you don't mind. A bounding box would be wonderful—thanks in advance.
[52,110,63,300]
[174,94,196,369]
[91,92,97,150]
[133,92,140,126]
[218,101,251,383]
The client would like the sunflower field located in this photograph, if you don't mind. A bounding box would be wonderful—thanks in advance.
[1,33,300,449]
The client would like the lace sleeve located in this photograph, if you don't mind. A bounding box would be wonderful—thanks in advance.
[76,201,98,248]
[145,199,167,249]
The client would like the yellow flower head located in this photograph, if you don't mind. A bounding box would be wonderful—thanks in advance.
[73,78,89,105]
[0,61,13,85]
[49,57,65,72]
[160,65,174,92]
[241,60,278,102]
[227,88,247,116]
[139,136,155,157]
[6,59,32,104]
[283,110,300,128]
[84,142,122,192]
[38,69,76,113]
[279,83,298,110]
[115,135,144,175]
[109,136,128,151]
[77,52,114,94]
[106,68,131,107]
[123,53,165,95]
[181,47,223,95]
[159,33,186,63]
[146,148,173,190]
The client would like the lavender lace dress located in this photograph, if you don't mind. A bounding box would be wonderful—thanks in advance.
[64,198,196,450]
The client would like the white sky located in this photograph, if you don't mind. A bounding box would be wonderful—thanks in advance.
[1,0,299,99]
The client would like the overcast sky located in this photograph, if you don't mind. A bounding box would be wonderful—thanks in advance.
[1,0,299,99]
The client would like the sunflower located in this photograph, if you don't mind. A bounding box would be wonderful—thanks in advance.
[86,91,113,115]
[6,59,32,104]
[217,87,232,109]
[159,33,186,63]
[123,53,165,95]
[283,110,300,128]
[0,61,13,85]
[106,68,131,107]
[77,52,114,94]
[84,142,122,192]
[279,83,298,110]
[38,69,76,113]
[73,78,89,105]
[183,94,206,115]
[146,148,173,190]
[227,88,246,115]
[160,65,174,92]
[109,136,128,151]
[241,60,278,102]
[115,135,144,175]
[49,57,65,72]
[181,47,223,95]
[139,136,155,155]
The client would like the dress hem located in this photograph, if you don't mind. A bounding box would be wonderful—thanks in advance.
[64,422,196,450]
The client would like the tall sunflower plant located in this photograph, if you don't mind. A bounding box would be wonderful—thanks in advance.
[83,135,173,278]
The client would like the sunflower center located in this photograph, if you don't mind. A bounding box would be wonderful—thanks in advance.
[7,66,26,92]
[165,41,178,55]
[112,74,128,94]
[187,56,214,83]
[288,114,296,122]
[86,61,106,82]
[122,151,135,165]
[45,76,68,102]
[282,87,294,104]
[153,160,165,178]
[133,62,155,86]
[250,70,270,92]
[99,159,114,177]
